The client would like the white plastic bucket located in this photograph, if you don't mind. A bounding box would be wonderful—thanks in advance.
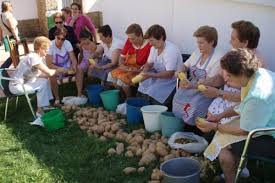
[140,105,168,132]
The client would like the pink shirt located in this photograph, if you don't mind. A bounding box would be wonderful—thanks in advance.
[68,15,96,41]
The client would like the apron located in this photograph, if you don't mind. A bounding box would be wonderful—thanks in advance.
[91,56,112,80]
[138,50,177,104]
[172,51,215,126]
[208,84,240,124]
[111,53,140,85]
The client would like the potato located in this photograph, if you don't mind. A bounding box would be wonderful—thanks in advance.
[96,126,105,134]
[151,169,163,180]
[107,148,116,155]
[111,123,120,132]
[196,117,207,125]
[135,148,143,157]
[99,136,107,142]
[116,143,125,155]
[134,135,144,144]
[137,167,145,173]
[125,151,134,158]
[123,167,136,175]
[156,146,169,157]
[197,84,206,92]
[148,143,156,153]
[139,152,156,166]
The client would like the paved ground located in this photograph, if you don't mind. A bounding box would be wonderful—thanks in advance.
[0,41,34,98]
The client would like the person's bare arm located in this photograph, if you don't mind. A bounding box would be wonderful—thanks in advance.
[101,49,121,69]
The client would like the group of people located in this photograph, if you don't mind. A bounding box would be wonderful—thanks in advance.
[1,1,275,183]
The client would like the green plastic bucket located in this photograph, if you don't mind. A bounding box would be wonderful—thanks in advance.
[41,109,65,131]
[100,89,120,111]
[160,112,183,137]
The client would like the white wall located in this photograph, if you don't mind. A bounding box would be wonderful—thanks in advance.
[0,0,38,20]
[85,0,275,71]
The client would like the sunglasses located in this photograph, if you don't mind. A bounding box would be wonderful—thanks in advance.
[57,37,65,41]
[55,21,63,24]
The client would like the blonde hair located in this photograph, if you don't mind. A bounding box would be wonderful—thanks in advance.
[33,36,50,51]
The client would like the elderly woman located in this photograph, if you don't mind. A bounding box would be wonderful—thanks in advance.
[9,36,67,116]
[48,12,78,55]
[0,1,28,67]
[172,25,224,132]
[196,49,275,183]
[107,23,151,97]
[138,24,182,106]
[89,24,124,82]
[200,20,262,124]
[46,27,78,105]
[67,2,96,42]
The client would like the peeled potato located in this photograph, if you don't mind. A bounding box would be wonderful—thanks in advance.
[178,72,186,81]
[68,69,75,75]
[197,84,206,92]
[196,117,207,125]
[89,58,96,65]
[132,74,144,84]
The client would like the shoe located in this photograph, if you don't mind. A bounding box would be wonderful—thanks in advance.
[35,112,42,118]
[30,117,44,127]
[221,167,250,179]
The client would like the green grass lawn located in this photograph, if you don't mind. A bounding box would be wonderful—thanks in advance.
[0,83,275,183]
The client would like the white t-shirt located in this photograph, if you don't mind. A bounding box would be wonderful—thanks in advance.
[148,41,182,71]
[100,37,124,59]
[184,48,224,77]
[0,11,18,37]
[48,40,73,66]
[11,53,43,84]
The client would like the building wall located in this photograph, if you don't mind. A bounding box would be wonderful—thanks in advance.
[86,0,275,71]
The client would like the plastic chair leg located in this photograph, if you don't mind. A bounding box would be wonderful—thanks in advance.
[4,97,9,121]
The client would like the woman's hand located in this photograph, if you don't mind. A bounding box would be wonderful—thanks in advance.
[179,80,192,89]
[57,67,68,74]
[200,86,220,98]
[195,119,217,133]
[94,64,103,70]
[119,64,131,71]
[206,112,223,123]
[141,72,154,79]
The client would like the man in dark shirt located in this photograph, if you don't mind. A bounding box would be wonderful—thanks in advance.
[48,12,79,56]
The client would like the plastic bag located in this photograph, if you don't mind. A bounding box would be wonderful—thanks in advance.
[168,132,208,154]
[62,96,88,105]
[116,103,126,115]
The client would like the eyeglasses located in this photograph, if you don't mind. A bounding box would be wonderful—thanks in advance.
[55,21,63,24]
[56,37,65,41]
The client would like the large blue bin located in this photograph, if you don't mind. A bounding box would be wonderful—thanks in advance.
[126,98,149,125]
[86,84,104,106]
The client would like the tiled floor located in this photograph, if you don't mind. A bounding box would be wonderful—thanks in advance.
[0,41,34,98]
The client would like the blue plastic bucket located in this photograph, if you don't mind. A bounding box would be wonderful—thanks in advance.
[160,112,183,137]
[86,84,104,106]
[160,157,201,183]
[126,98,149,125]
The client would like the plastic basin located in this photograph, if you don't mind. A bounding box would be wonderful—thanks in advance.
[100,89,120,111]
[160,112,183,137]
[86,84,104,106]
[126,98,149,125]
[140,105,168,132]
[160,157,201,183]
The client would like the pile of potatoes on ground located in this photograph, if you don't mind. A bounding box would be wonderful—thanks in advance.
[61,105,215,182]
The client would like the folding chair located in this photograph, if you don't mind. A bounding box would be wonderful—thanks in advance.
[234,127,275,183]
[0,68,36,121]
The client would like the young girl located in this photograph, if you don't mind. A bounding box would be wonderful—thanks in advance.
[76,29,97,96]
